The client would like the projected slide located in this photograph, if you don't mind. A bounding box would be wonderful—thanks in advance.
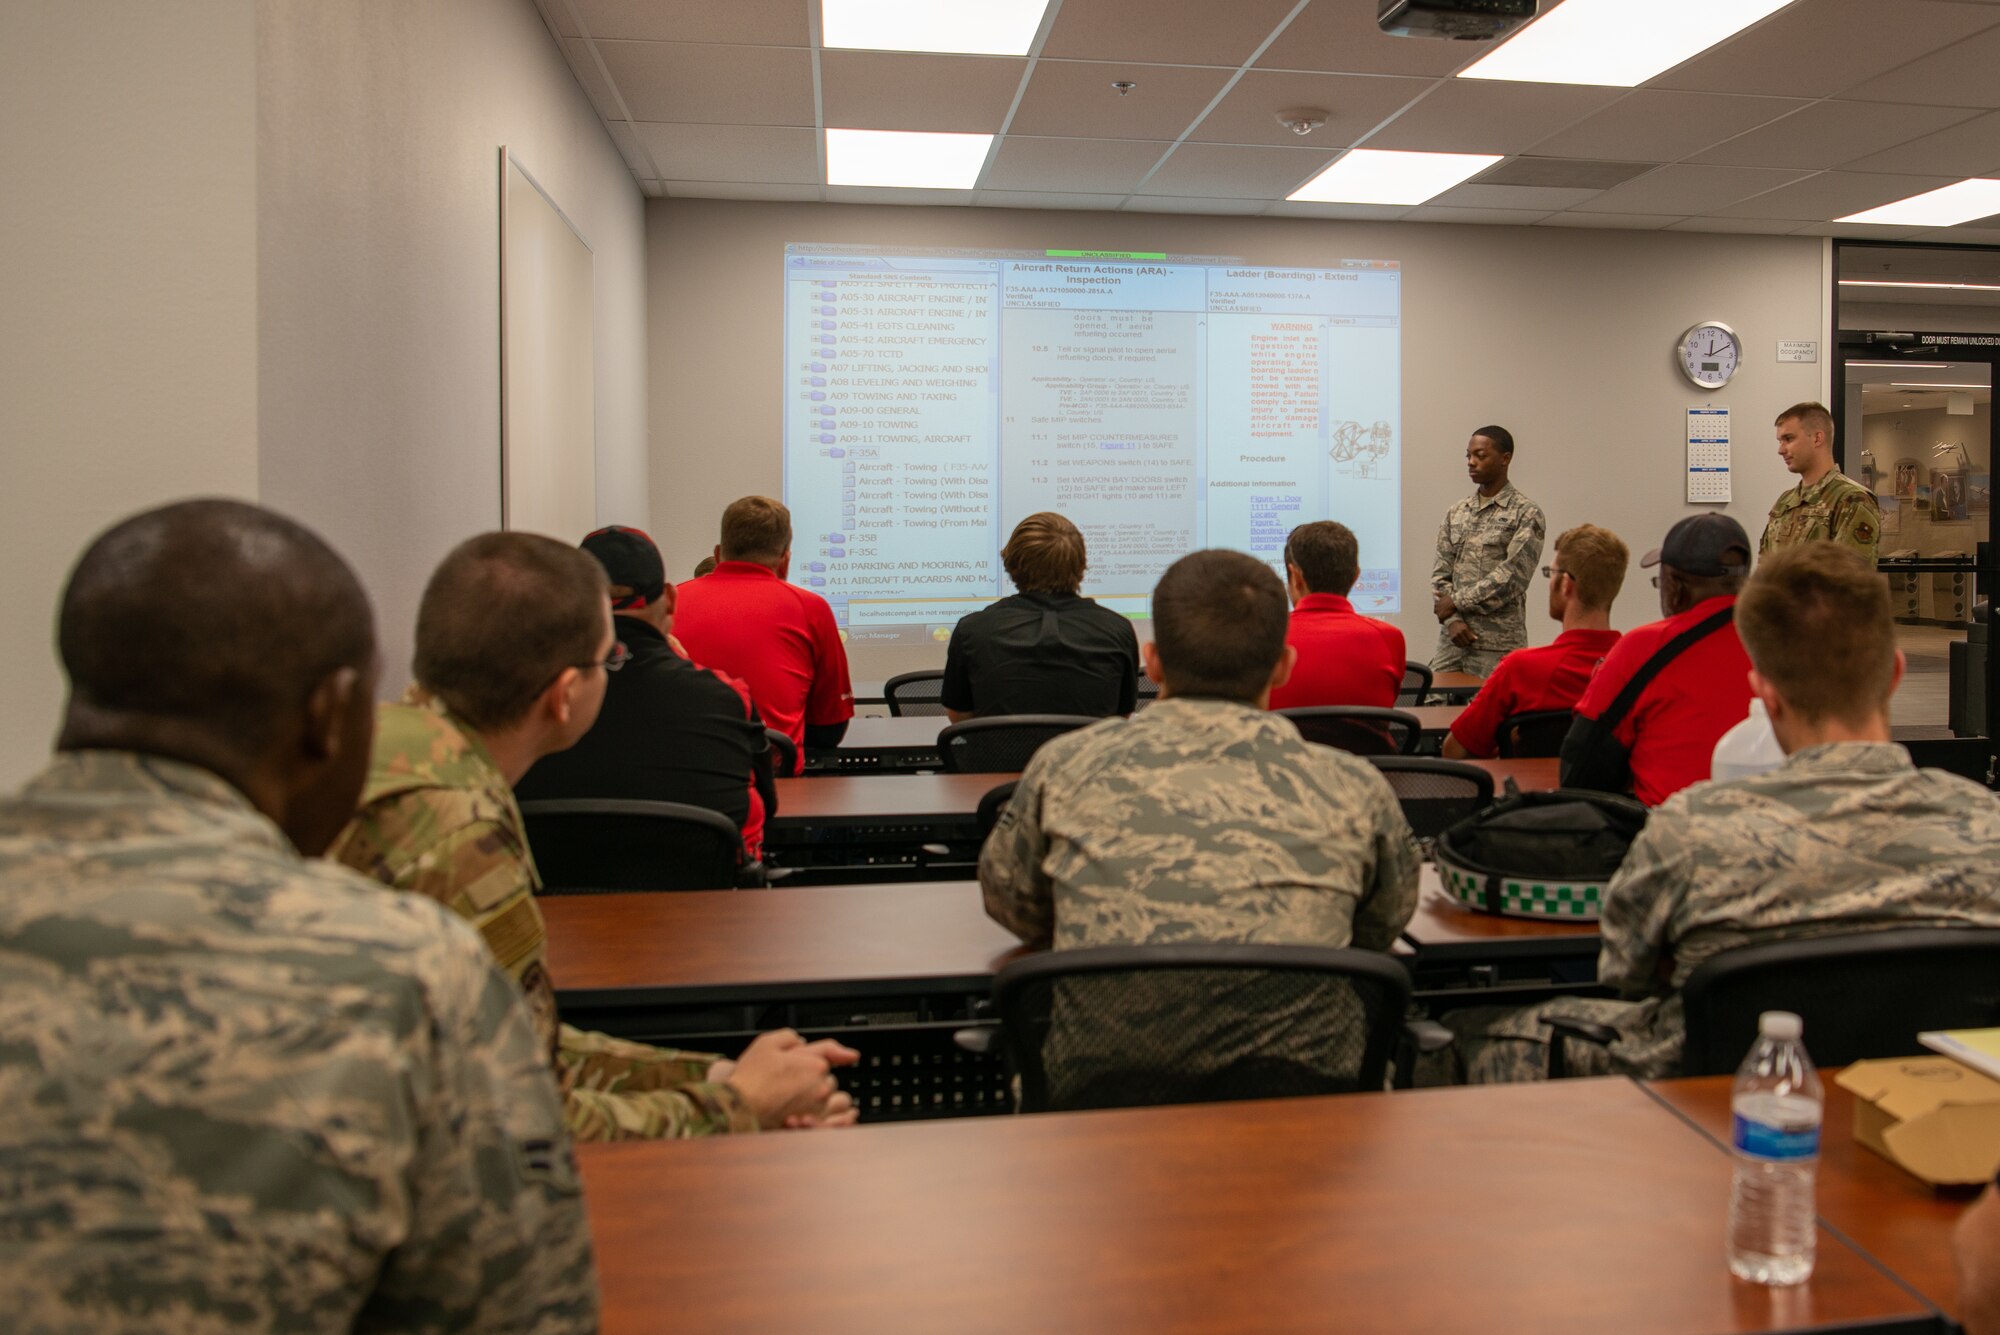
[782,244,1401,644]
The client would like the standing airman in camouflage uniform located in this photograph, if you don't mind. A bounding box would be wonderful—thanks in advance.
[1761,400,1880,566]
[982,550,1420,1099]
[335,532,857,1139]
[1,500,596,1331]
[1432,426,1547,679]
[1442,543,2000,1084]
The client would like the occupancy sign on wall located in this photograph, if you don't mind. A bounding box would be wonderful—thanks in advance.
[1686,406,1731,503]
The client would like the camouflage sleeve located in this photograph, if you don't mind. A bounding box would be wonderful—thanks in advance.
[1828,490,1881,567]
[1455,503,1546,616]
[979,750,1056,946]
[1431,512,1454,594]
[1349,775,1421,951]
[556,1026,758,1141]
[373,922,598,1332]
[1596,807,1694,1000]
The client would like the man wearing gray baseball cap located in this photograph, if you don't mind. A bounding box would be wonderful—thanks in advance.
[1559,514,1755,805]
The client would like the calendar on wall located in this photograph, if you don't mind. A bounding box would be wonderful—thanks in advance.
[1686,407,1731,503]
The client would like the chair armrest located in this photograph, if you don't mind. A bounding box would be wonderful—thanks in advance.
[1544,1014,1619,1080]
[1392,1017,1456,1090]
[736,860,768,889]
[953,1025,999,1055]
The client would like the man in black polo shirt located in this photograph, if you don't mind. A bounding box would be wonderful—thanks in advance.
[516,526,775,859]
[942,512,1140,720]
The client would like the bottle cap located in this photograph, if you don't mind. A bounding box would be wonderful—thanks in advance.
[1759,1010,1803,1041]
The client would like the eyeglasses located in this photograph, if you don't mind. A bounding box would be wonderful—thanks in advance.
[531,641,629,701]
[1540,566,1570,581]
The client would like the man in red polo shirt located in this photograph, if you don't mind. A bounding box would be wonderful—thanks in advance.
[673,496,853,773]
[1560,514,1754,806]
[1267,520,1406,711]
[1445,524,1627,760]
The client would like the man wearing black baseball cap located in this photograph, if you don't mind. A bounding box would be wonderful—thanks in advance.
[1559,514,1755,805]
[516,526,777,863]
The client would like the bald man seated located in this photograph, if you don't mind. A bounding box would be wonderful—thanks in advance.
[0,499,595,1331]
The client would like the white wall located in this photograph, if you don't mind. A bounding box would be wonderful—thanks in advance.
[0,2,260,788]
[257,0,649,692]
[648,200,1825,683]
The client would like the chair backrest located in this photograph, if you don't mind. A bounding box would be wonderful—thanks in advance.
[1496,708,1575,759]
[763,726,798,778]
[976,780,1018,841]
[884,670,949,718]
[939,714,1097,774]
[992,943,1411,1113]
[1275,705,1422,756]
[1679,927,2000,1076]
[1397,660,1434,707]
[1366,757,1495,840]
[518,798,746,894]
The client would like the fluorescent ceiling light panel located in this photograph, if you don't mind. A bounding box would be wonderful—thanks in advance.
[1839,278,2000,292]
[1837,179,2000,227]
[825,128,993,188]
[1288,149,1502,206]
[821,0,1051,55]
[1460,0,1797,88]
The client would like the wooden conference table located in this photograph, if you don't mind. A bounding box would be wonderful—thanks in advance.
[577,1076,1936,1334]
[1647,1073,1975,1325]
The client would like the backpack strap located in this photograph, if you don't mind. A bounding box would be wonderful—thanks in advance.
[1592,603,1735,734]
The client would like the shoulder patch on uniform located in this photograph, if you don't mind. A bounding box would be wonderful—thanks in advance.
[1856,522,1874,543]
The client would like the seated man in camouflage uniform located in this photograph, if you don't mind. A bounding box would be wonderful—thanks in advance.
[333,532,857,1139]
[1444,541,2000,1084]
[0,500,595,1330]
[980,548,1421,1101]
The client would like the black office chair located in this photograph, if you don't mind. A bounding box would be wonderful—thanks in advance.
[1496,709,1574,759]
[1546,927,2000,1078]
[976,780,1018,841]
[1366,757,1495,841]
[763,726,799,778]
[959,943,1412,1113]
[1135,674,1161,708]
[885,670,950,717]
[939,714,1097,774]
[1276,706,1422,757]
[1398,660,1434,707]
[518,798,762,893]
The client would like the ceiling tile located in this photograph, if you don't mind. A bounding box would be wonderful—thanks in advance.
[629,123,819,182]
[1840,110,2000,175]
[1009,61,1234,139]
[1689,100,1975,169]
[593,40,815,124]
[824,185,974,206]
[659,181,825,201]
[1651,0,2000,99]
[559,39,627,121]
[1526,91,1809,163]
[1362,80,1625,155]
[1477,157,1655,188]
[1135,142,1338,198]
[1123,195,1273,215]
[1540,212,1685,229]
[972,190,1132,210]
[1186,70,1430,147]
[1401,205,1556,225]
[1909,225,2000,245]
[1262,201,1409,219]
[1664,216,1810,234]
[1041,0,1301,67]
[1426,182,1605,211]
[984,136,1171,193]
[607,122,655,177]
[1712,170,1961,220]
[1572,164,1813,214]
[1790,221,1928,239]
[821,52,1027,133]
[558,0,810,44]
[1257,0,1476,77]
[1840,22,2000,107]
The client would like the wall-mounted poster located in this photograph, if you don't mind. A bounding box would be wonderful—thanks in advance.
[1933,469,1968,522]
[1880,494,1902,536]
[1896,460,1920,499]
[1972,474,1991,514]
[1916,485,1932,513]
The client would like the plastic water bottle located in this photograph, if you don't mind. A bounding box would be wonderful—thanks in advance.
[1726,1010,1823,1286]
[1711,699,1786,783]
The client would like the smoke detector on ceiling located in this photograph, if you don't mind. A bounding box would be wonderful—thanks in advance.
[1276,107,1329,136]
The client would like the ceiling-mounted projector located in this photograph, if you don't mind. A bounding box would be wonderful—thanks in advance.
[1377,0,1538,40]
